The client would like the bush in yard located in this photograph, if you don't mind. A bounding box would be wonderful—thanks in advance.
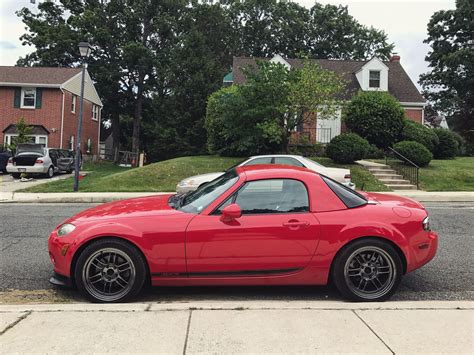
[326,133,370,164]
[365,144,385,159]
[433,128,459,158]
[450,131,465,155]
[393,141,433,167]
[401,120,439,152]
[344,91,405,148]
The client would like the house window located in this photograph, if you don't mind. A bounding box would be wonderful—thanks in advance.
[71,95,77,113]
[4,134,48,147]
[69,135,75,151]
[21,88,36,108]
[369,70,381,88]
[92,105,99,121]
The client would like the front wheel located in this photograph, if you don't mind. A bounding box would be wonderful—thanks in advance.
[74,239,147,303]
[332,239,402,302]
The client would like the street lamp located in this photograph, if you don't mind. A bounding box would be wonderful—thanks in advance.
[73,41,92,192]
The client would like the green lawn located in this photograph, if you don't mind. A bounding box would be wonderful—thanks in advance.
[418,157,474,191]
[21,156,243,193]
[20,155,390,193]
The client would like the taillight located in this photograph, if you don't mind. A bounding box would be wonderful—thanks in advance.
[35,159,44,164]
[344,174,351,180]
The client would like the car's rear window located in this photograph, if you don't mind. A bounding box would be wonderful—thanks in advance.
[321,175,367,208]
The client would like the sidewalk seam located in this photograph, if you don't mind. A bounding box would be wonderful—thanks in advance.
[352,310,395,355]
[0,310,31,336]
[182,309,193,355]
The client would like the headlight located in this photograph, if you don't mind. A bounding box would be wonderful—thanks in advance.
[422,216,430,231]
[57,223,76,236]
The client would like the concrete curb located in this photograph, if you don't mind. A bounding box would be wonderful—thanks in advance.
[1,191,473,203]
[0,192,170,203]
[1,300,472,312]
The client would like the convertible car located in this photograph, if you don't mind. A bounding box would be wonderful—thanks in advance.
[48,165,438,303]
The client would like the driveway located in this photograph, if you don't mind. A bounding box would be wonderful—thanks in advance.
[0,172,73,192]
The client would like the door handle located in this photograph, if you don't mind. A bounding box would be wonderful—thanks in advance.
[283,220,309,228]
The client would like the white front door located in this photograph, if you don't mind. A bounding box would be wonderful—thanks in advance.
[316,109,341,143]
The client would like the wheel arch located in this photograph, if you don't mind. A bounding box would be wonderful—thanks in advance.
[328,236,408,284]
[70,235,151,286]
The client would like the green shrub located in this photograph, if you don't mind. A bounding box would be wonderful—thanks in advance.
[289,143,326,157]
[433,128,459,159]
[344,91,404,148]
[393,141,433,167]
[326,133,370,164]
[450,131,465,155]
[401,120,439,152]
[365,144,385,159]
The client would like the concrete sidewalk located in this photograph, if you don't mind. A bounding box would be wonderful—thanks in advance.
[1,301,472,353]
[1,190,474,203]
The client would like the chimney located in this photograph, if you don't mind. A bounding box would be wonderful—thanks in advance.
[390,54,400,62]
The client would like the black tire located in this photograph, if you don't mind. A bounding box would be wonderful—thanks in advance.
[331,238,402,302]
[12,173,20,179]
[74,238,147,303]
[45,166,54,178]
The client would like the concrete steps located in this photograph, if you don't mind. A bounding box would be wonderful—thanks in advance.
[356,160,418,191]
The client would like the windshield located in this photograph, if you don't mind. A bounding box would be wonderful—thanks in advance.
[16,144,45,155]
[178,169,239,214]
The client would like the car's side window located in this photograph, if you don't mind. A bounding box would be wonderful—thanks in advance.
[243,157,273,166]
[217,179,309,215]
[274,157,305,167]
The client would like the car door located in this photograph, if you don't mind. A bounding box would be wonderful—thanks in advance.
[185,178,320,275]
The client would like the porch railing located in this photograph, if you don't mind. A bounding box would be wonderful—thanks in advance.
[296,127,332,144]
[385,147,419,189]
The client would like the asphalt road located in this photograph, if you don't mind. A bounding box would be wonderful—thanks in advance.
[0,203,473,302]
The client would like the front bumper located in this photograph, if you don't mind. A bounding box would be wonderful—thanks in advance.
[6,165,48,174]
[407,231,438,273]
[49,272,72,288]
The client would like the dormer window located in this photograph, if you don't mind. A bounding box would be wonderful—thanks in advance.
[369,70,381,88]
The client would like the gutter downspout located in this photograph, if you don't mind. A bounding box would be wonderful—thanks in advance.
[97,107,102,158]
[59,87,65,149]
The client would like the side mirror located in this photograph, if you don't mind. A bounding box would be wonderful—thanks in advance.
[220,203,242,222]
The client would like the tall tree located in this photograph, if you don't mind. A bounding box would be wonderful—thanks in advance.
[419,0,474,147]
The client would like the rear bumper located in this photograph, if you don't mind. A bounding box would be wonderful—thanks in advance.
[6,165,48,174]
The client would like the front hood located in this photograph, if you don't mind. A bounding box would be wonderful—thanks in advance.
[362,192,425,210]
[69,194,180,222]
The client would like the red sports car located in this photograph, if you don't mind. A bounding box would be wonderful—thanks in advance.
[48,165,438,303]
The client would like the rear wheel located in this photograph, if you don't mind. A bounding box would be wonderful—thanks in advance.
[74,239,147,303]
[12,173,20,179]
[332,239,402,302]
[45,166,54,178]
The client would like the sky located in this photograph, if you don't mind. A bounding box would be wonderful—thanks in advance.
[0,0,456,90]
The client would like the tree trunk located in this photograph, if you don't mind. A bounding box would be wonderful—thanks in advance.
[111,110,120,162]
[132,92,143,155]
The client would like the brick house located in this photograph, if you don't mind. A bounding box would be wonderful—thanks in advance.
[225,55,426,143]
[0,66,103,155]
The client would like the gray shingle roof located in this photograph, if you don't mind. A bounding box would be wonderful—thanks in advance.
[232,57,425,103]
[0,66,81,86]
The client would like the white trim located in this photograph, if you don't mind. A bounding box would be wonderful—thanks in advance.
[20,87,36,109]
[422,108,425,125]
[71,94,77,113]
[400,101,427,107]
[355,57,389,73]
[97,107,102,157]
[60,89,65,149]
[403,106,424,110]
[4,134,48,147]
[270,54,291,69]
[91,104,99,121]
[0,82,60,88]
[61,71,82,87]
